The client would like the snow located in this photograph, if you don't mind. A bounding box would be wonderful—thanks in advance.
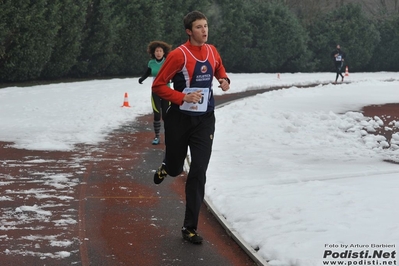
[1,72,399,265]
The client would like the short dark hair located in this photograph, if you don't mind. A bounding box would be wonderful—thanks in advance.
[183,11,207,30]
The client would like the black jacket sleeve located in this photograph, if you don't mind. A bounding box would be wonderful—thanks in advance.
[331,50,337,60]
[138,68,151,84]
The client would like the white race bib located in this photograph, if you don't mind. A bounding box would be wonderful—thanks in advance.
[336,55,342,61]
[180,87,209,112]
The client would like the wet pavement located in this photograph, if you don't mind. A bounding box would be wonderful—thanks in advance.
[1,85,398,266]
[0,90,273,266]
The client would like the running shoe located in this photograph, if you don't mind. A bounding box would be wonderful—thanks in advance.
[153,163,167,184]
[181,227,203,244]
[152,137,160,145]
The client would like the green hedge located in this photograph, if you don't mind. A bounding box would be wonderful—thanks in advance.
[1,1,398,83]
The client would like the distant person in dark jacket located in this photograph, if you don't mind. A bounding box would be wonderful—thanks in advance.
[331,44,346,83]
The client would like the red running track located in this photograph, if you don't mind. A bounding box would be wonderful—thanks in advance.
[0,87,398,266]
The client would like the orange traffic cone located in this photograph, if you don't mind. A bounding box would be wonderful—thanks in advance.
[345,66,349,76]
[121,92,131,107]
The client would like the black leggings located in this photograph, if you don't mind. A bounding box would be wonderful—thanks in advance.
[151,92,169,121]
[163,109,215,230]
[335,62,344,81]
[151,93,169,138]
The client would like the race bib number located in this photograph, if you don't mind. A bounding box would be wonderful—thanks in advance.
[180,87,209,112]
[336,55,342,61]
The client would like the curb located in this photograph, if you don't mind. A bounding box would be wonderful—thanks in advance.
[184,156,269,266]
[204,197,269,266]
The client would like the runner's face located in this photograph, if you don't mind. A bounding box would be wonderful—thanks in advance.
[154,47,164,60]
[187,19,208,46]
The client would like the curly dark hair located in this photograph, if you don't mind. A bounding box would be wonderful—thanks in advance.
[147,41,172,59]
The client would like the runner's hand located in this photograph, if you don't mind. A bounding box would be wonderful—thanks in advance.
[183,90,202,103]
[218,79,230,91]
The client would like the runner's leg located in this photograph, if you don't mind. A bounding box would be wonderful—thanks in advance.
[152,93,162,140]
[163,109,189,176]
[183,112,215,230]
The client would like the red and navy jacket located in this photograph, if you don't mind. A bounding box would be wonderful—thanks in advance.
[152,40,229,115]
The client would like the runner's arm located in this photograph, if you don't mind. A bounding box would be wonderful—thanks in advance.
[211,46,230,91]
[152,50,186,105]
[138,68,151,84]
